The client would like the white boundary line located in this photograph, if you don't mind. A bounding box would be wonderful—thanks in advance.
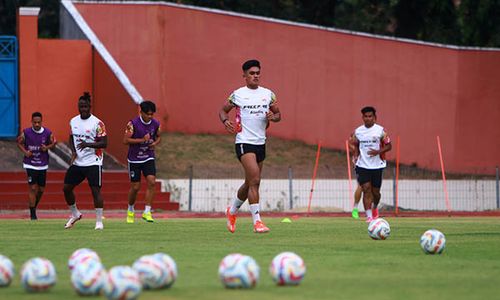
[61,0,143,104]
[70,0,500,52]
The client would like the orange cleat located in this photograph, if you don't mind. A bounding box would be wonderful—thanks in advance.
[226,207,237,233]
[253,220,270,233]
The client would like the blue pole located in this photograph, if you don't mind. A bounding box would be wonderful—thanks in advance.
[496,166,499,209]
[188,165,193,211]
[288,166,293,210]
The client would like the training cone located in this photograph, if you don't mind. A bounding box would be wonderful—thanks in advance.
[281,217,292,223]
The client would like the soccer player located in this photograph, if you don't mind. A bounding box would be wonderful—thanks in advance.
[350,106,391,223]
[16,112,56,220]
[123,100,161,223]
[219,59,281,233]
[63,92,108,230]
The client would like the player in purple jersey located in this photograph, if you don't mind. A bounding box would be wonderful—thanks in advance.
[16,112,56,220]
[123,100,161,223]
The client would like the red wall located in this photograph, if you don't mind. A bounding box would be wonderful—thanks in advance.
[73,3,500,173]
[17,11,92,143]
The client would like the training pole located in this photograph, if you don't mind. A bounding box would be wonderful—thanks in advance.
[345,140,354,209]
[437,136,452,215]
[395,136,400,216]
[307,141,322,215]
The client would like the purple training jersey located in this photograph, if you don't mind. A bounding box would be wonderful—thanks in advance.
[126,116,160,163]
[22,127,52,169]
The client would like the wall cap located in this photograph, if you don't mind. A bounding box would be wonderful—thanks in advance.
[19,7,41,16]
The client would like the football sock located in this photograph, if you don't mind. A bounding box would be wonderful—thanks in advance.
[230,198,245,215]
[144,205,151,214]
[29,207,37,220]
[249,203,261,224]
[69,204,80,217]
[366,209,373,218]
[96,208,103,223]
[128,204,135,212]
[353,202,359,209]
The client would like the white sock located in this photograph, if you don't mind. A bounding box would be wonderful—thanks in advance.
[353,202,359,209]
[96,208,103,223]
[230,198,245,215]
[69,204,80,217]
[144,205,151,214]
[366,209,373,218]
[249,203,261,224]
[128,204,135,212]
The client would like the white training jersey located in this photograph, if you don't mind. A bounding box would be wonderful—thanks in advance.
[70,114,107,167]
[354,124,388,169]
[228,86,277,145]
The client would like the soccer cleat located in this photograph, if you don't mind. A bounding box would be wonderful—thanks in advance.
[372,208,379,219]
[253,220,270,233]
[126,210,135,224]
[351,208,359,219]
[64,214,82,229]
[142,212,154,223]
[226,207,237,233]
[95,222,104,230]
[366,217,374,223]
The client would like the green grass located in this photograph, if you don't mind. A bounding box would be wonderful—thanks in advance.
[0,217,499,299]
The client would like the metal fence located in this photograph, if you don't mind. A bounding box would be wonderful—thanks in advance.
[160,165,500,213]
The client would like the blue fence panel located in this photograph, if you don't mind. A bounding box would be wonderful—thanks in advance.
[0,36,19,138]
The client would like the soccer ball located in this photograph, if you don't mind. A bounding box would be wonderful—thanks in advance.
[20,257,57,292]
[0,254,15,287]
[71,259,107,295]
[68,248,100,271]
[420,229,446,254]
[133,254,174,289]
[269,252,306,286]
[218,253,259,289]
[368,218,391,240]
[103,266,142,300]
[152,252,178,288]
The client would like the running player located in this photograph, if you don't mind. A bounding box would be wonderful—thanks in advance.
[124,100,161,223]
[351,106,391,223]
[63,92,108,230]
[219,59,281,233]
[16,112,56,220]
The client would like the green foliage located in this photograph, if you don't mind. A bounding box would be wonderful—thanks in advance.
[1,0,499,47]
[0,217,499,299]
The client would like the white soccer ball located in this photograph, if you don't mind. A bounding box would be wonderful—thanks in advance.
[218,253,259,289]
[151,252,178,288]
[0,254,15,287]
[269,252,306,286]
[420,229,446,254]
[68,248,100,271]
[368,218,391,240]
[71,259,107,295]
[104,266,142,300]
[133,254,170,289]
[20,257,57,292]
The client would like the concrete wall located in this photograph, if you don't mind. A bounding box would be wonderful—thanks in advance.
[17,8,92,142]
[72,2,500,173]
[162,179,498,212]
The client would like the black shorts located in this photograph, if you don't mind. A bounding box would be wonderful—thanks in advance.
[235,143,266,163]
[128,160,156,182]
[26,169,47,187]
[355,166,384,188]
[64,165,102,187]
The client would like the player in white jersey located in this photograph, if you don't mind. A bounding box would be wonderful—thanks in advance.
[63,92,108,230]
[219,59,281,234]
[350,106,391,223]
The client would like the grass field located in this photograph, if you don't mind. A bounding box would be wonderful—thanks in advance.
[0,217,499,300]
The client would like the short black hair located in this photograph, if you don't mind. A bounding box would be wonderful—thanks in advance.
[242,59,260,72]
[79,92,91,104]
[32,112,42,119]
[361,106,376,115]
[140,100,156,113]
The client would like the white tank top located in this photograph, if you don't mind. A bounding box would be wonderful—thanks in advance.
[227,86,277,145]
[70,114,107,166]
[354,124,388,169]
